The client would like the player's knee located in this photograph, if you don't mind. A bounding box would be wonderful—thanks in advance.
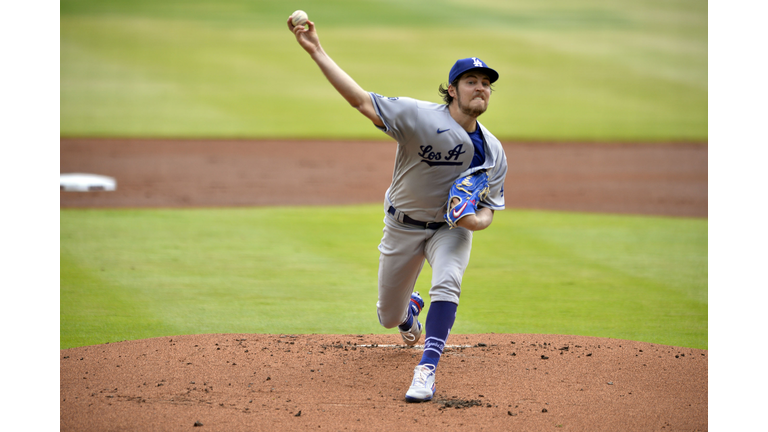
[377,308,403,329]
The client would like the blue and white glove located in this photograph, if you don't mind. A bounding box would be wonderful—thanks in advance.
[444,170,490,229]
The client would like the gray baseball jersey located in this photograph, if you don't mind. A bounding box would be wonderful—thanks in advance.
[369,93,507,223]
[370,92,509,327]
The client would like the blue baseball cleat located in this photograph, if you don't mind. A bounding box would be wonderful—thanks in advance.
[399,292,424,346]
[409,291,424,317]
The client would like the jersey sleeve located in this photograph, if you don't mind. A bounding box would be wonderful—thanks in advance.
[368,93,419,143]
[480,152,507,211]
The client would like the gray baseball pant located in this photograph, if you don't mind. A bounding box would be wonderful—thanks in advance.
[376,214,473,329]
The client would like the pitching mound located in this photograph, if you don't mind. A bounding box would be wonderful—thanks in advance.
[60,333,707,431]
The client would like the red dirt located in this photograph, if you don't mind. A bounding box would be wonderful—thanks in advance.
[60,138,708,431]
[60,138,707,217]
[60,334,707,432]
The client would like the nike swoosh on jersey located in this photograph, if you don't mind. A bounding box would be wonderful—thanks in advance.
[437,128,450,134]
[452,201,469,218]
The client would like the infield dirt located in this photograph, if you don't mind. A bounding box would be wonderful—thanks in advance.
[60,334,707,431]
[60,139,708,431]
[60,138,707,217]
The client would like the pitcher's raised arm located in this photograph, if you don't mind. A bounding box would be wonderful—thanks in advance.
[287,17,383,128]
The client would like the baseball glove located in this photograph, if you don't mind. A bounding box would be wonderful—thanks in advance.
[444,170,490,229]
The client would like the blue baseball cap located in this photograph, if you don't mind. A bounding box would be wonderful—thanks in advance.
[448,57,499,84]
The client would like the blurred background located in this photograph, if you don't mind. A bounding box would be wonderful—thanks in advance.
[61,0,707,141]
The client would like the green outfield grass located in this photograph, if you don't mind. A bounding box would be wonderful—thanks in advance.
[60,207,707,350]
[61,0,707,141]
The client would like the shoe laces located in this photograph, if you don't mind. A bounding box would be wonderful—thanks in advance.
[413,364,435,386]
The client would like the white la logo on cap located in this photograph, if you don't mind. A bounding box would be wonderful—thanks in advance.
[472,57,483,67]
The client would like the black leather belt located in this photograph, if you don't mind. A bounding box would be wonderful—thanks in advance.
[388,206,446,230]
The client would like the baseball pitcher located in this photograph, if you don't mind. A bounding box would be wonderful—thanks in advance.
[289,14,508,402]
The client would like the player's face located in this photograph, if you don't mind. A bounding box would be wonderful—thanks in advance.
[452,72,492,117]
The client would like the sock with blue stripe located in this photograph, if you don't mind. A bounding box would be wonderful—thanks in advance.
[418,301,457,368]
[398,294,422,332]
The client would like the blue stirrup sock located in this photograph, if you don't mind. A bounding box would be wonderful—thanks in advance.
[418,301,457,368]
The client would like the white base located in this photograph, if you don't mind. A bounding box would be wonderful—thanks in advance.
[60,173,116,192]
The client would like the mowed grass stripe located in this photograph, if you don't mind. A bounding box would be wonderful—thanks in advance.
[459,211,707,348]
[60,0,707,140]
[61,207,707,349]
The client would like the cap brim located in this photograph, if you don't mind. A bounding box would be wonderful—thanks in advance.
[451,67,499,84]
[465,67,499,83]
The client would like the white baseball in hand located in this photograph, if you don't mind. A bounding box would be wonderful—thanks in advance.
[291,10,308,27]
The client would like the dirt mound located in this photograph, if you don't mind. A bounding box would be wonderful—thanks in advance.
[60,333,707,431]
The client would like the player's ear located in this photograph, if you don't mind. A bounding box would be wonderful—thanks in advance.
[448,84,456,98]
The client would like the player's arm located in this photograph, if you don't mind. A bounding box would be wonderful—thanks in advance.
[288,18,384,128]
[450,200,494,231]
[458,207,494,231]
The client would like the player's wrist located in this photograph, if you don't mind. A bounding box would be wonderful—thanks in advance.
[457,208,493,231]
[308,45,325,58]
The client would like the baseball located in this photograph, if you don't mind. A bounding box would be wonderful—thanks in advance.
[291,10,308,27]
